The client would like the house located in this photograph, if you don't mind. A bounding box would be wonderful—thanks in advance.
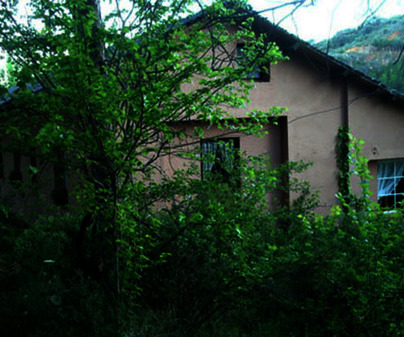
[158,8,404,212]
[1,6,404,214]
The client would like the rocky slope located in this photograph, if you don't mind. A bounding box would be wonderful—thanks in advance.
[315,15,404,93]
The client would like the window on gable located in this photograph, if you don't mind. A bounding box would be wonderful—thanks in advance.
[201,137,240,185]
[236,44,270,82]
[377,160,404,208]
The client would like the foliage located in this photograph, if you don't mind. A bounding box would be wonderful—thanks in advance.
[0,1,403,336]
[0,0,285,335]
[0,212,116,337]
[254,203,404,337]
[336,126,353,204]
[124,135,402,337]
[2,151,403,337]
[0,0,284,302]
[336,127,373,209]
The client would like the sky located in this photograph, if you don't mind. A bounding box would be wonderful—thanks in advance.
[250,0,404,42]
[1,0,403,71]
[10,0,404,42]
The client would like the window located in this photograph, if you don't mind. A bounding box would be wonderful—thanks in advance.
[201,137,240,185]
[377,160,404,208]
[236,44,270,82]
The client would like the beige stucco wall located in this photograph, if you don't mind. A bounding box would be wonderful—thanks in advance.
[241,57,344,212]
[153,120,285,209]
[172,54,349,212]
[3,38,404,214]
[348,82,404,201]
[349,85,404,161]
[223,52,404,211]
[158,120,283,178]
[186,47,404,211]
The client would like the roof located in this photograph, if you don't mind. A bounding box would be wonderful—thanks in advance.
[187,3,404,102]
[2,4,403,105]
[247,8,404,102]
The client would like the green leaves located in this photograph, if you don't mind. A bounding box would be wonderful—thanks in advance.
[0,1,326,336]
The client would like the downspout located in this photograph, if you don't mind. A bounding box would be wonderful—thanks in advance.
[341,75,349,128]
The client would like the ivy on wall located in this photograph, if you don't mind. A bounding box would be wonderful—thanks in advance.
[336,126,353,205]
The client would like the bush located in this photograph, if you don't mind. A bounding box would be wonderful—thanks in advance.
[0,213,116,337]
[1,154,403,337]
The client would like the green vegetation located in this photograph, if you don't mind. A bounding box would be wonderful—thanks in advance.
[316,15,404,93]
[0,1,403,336]
[1,149,403,336]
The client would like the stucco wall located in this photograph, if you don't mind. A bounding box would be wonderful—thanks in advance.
[349,84,404,161]
[176,22,404,211]
[172,52,355,212]
[4,34,404,214]
[154,119,285,209]
[241,57,344,211]
[234,52,404,211]
[348,82,404,202]
[158,120,284,178]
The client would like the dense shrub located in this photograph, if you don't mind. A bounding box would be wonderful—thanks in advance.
[1,154,403,336]
[0,213,116,337]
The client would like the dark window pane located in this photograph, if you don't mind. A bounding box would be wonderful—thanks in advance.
[236,44,270,82]
[201,137,240,185]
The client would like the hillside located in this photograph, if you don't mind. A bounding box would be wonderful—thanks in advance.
[315,15,404,94]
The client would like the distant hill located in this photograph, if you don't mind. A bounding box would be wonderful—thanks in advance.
[315,15,404,94]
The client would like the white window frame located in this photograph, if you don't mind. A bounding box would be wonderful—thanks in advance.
[377,159,404,208]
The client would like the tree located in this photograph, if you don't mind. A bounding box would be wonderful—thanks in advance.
[0,0,285,334]
[2,2,402,336]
